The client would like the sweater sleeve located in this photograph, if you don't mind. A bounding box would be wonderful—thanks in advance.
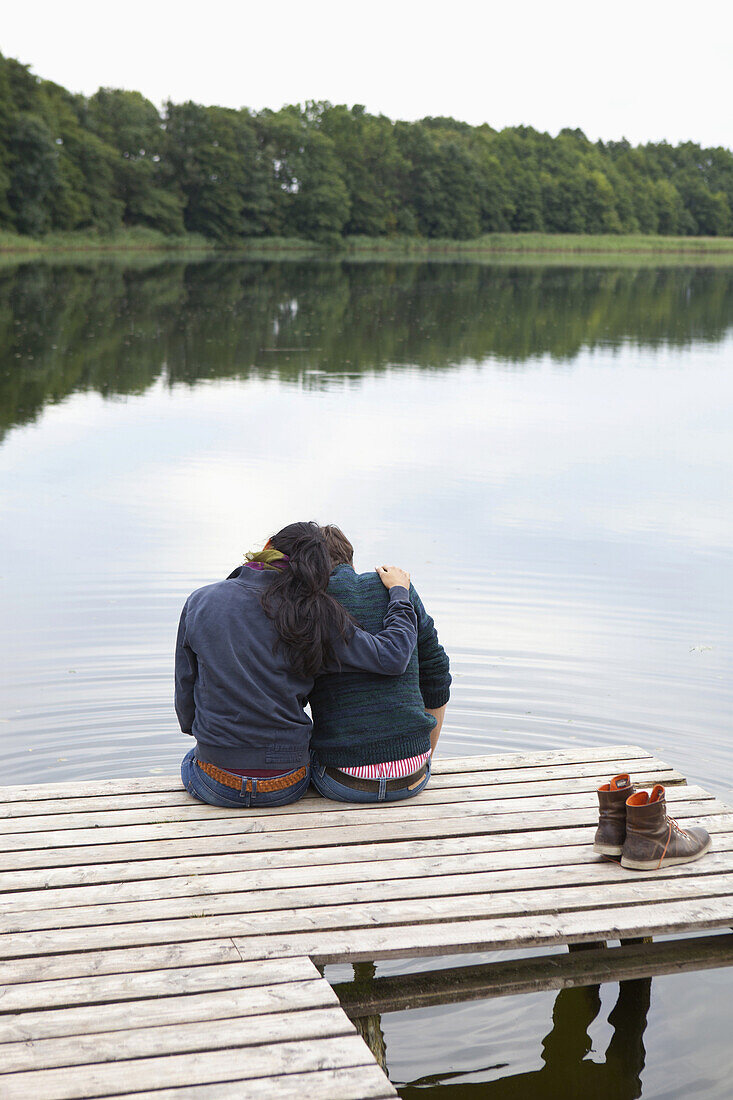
[329,585,417,675]
[410,585,451,708]
[174,600,198,734]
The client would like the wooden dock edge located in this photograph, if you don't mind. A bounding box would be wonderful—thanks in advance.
[1,743,731,1099]
[330,932,733,1018]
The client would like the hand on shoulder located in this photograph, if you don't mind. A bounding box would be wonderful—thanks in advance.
[375,565,410,590]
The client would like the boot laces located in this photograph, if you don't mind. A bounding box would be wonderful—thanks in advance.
[656,817,689,868]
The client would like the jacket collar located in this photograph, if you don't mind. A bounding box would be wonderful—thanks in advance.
[227,564,277,589]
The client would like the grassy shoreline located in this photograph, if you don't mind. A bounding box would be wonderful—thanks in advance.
[0,228,215,255]
[344,232,733,256]
[4,228,733,262]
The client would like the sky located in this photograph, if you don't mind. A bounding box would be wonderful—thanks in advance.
[3,0,732,149]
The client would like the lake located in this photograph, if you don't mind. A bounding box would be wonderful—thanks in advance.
[1,256,732,1096]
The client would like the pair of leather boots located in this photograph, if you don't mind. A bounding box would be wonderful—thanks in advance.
[594,773,710,869]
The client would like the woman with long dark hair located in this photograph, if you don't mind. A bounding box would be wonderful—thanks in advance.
[176,521,417,808]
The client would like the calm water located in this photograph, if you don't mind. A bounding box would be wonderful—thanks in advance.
[1,257,732,1096]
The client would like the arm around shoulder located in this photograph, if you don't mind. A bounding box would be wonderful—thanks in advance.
[331,584,417,676]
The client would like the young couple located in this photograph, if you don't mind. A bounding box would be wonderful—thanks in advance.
[175,521,451,808]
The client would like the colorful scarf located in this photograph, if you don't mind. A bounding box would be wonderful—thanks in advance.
[244,548,290,571]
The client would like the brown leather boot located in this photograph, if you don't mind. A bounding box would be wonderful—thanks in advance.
[621,784,711,870]
[594,773,634,856]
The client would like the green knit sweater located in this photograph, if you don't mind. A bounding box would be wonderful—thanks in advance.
[308,564,451,766]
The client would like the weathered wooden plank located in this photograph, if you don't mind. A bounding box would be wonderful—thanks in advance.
[1,803,728,875]
[0,834,600,893]
[0,1033,379,1099]
[0,817,575,871]
[231,895,733,963]
[5,811,733,893]
[332,932,733,1015]
[5,859,733,935]
[0,788,715,854]
[0,776,184,803]
[112,1066,397,1100]
[5,840,730,919]
[430,745,655,772]
[0,972,334,1042]
[5,836,733,916]
[0,771,690,835]
[3,869,733,958]
[0,745,654,804]
[3,841,733,976]
[2,761,686,818]
[0,940,250,988]
[0,1005,355,1074]
[0,762,685,821]
[0,963,324,1015]
[427,762,685,789]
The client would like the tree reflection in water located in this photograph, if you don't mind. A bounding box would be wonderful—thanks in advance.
[3,257,733,444]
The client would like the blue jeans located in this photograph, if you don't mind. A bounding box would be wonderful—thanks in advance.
[181,748,310,808]
[310,752,431,803]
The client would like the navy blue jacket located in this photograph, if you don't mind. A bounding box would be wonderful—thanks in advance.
[175,567,417,770]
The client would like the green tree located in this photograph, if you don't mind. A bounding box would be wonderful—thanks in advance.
[490,130,545,231]
[470,128,513,232]
[34,78,124,232]
[584,168,622,233]
[0,55,17,225]
[291,129,350,243]
[652,179,686,235]
[258,107,349,244]
[675,173,731,235]
[166,102,272,240]
[319,104,411,236]
[165,102,243,240]
[394,122,487,238]
[86,88,185,235]
[4,49,733,243]
[540,170,586,232]
[6,112,58,234]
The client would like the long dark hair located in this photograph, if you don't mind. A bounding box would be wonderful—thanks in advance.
[259,521,355,677]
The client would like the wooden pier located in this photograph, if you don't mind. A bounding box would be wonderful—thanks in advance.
[2,743,733,1098]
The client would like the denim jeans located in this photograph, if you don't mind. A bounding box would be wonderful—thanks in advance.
[310,751,431,803]
[181,747,310,808]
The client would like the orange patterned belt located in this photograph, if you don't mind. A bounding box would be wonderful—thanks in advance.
[195,759,308,793]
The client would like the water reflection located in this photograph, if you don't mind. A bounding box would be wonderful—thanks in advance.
[3,259,733,440]
[2,258,732,790]
[397,979,652,1098]
[2,257,733,1095]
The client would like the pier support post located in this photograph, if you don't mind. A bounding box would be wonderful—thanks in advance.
[352,962,387,1072]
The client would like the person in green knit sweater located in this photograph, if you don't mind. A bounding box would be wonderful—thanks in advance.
[308,525,451,803]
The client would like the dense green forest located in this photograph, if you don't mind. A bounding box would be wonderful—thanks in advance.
[2,52,733,244]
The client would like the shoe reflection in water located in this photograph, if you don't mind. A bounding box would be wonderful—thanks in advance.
[397,978,652,1099]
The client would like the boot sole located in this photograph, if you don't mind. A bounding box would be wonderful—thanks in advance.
[620,837,711,870]
[593,842,623,856]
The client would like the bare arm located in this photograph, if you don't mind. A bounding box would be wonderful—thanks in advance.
[426,703,447,755]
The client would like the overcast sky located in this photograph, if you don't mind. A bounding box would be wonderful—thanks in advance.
[4,1,732,148]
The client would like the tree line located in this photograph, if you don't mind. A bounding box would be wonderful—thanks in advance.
[2,52,733,244]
